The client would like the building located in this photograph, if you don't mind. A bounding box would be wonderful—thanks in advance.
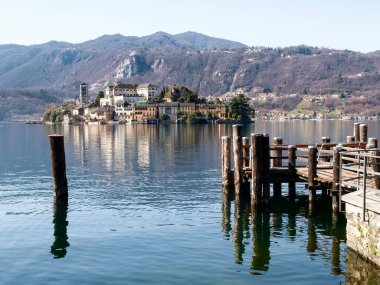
[72,105,85,116]
[100,83,160,107]
[198,104,228,119]
[79,83,88,104]
[178,103,197,116]
[136,84,160,102]
[95,106,115,121]
[121,104,158,122]
[158,103,180,117]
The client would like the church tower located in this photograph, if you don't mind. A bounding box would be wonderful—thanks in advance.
[79,83,88,104]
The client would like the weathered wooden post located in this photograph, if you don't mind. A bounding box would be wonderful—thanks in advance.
[308,146,318,204]
[368,137,378,148]
[49,135,68,200]
[360,123,367,143]
[332,146,342,213]
[288,145,297,199]
[242,137,250,168]
[251,134,263,208]
[242,136,250,194]
[221,136,232,195]
[346,136,355,144]
[262,134,270,207]
[368,138,380,189]
[321,137,331,163]
[233,125,243,197]
[272,137,283,198]
[354,123,360,142]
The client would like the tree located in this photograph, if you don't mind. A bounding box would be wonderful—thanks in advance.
[228,94,253,121]
[160,113,170,121]
[95,91,104,107]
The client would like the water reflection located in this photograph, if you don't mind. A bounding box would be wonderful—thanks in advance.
[51,199,69,258]
[251,209,270,273]
[232,198,250,264]
[346,248,380,284]
[222,194,348,276]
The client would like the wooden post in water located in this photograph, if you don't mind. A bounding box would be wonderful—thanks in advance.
[321,137,331,163]
[49,135,68,200]
[221,136,232,195]
[368,138,378,148]
[233,125,243,197]
[346,136,355,144]
[288,145,297,199]
[272,137,283,198]
[242,136,250,194]
[251,134,263,208]
[262,134,270,207]
[308,146,318,204]
[368,138,380,189]
[242,137,250,168]
[354,123,360,142]
[332,146,342,213]
[360,124,368,143]
[320,137,330,197]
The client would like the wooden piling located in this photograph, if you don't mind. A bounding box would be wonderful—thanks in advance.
[321,137,331,163]
[308,146,317,204]
[331,146,342,213]
[368,138,380,189]
[251,134,263,208]
[233,125,243,197]
[288,145,297,198]
[368,137,378,148]
[360,124,368,143]
[346,136,355,143]
[242,137,250,168]
[354,123,360,142]
[221,136,232,195]
[262,134,270,207]
[272,137,283,198]
[49,135,68,200]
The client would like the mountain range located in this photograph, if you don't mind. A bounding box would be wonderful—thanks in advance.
[1,31,380,119]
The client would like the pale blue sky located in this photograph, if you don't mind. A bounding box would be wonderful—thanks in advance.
[1,0,379,52]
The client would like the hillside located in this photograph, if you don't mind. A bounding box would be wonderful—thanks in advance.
[1,31,380,119]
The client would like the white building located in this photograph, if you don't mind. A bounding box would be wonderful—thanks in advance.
[100,83,160,107]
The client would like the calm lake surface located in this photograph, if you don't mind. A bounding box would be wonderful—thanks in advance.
[1,120,380,285]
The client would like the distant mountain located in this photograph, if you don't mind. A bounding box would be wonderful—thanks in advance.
[1,31,380,119]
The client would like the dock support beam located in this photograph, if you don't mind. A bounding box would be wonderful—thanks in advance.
[360,124,368,143]
[49,135,68,200]
[242,137,250,168]
[354,123,360,142]
[251,134,263,208]
[346,136,355,144]
[221,136,232,195]
[308,146,317,205]
[321,137,331,163]
[288,145,297,199]
[331,146,342,213]
[262,135,270,207]
[272,137,283,198]
[233,125,244,198]
[368,138,380,189]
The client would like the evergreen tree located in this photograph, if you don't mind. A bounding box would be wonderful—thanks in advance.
[228,94,253,121]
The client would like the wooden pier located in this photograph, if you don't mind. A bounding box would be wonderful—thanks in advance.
[221,124,380,212]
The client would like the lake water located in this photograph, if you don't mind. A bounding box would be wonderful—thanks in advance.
[1,121,380,284]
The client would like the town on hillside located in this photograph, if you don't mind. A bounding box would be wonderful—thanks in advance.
[43,83,253,125]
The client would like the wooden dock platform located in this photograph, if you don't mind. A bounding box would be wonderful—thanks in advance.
[221,123,380,213]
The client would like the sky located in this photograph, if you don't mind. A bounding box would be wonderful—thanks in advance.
[1,0,380,52]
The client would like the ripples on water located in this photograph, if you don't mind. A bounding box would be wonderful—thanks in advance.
[0,121,380,284]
